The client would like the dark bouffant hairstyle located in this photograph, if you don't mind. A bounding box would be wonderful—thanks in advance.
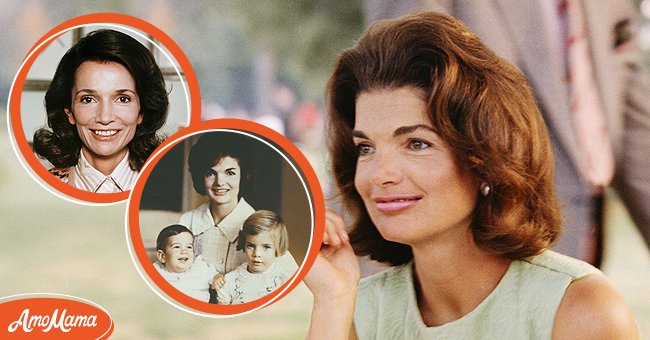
[156,224,193,251]
[187,131,256,198]
[327,12,561,265]
[33,29,169,171]
[237,210,289,257]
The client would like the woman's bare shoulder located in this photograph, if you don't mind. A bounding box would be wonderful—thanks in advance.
[553,272,640,339]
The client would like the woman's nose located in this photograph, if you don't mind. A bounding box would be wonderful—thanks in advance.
[95,101,114,124]
[370,149,402,185]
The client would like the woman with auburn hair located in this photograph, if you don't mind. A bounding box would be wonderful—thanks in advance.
[304,12,639,339]
[33,29,168,193]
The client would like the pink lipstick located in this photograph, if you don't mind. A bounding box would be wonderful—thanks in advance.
[372,195,421,213]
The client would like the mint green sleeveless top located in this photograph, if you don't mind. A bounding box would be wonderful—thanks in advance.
[354,250,599,339]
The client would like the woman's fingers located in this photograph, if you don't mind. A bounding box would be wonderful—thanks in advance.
[324,208,348,247]
[304,238,360,299]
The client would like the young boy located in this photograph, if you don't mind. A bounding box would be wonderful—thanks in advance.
[154,224,221,302]
[216,210,297,304]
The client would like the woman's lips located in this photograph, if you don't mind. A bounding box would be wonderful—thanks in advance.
[212,188,229,196]
[372,195,421,213]
[90,129,120,140]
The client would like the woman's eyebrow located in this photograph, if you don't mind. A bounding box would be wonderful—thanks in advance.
[393,124,435,137]
[352,125,435,138]
[74,88,136,96]
[115,89,137,94]
[74,89,97,96]
[351,130,367,138]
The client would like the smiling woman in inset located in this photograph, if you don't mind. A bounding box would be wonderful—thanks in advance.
[305,12,640,339]
[33,29,168,193]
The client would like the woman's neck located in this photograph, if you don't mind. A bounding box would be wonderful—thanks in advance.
[411,227,511,327]
[82,148,128,176]
[209,199,239,224]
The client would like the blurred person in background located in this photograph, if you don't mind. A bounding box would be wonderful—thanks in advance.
[365,0,650,266]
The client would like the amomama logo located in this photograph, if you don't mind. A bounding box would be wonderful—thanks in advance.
[0,294,113,339]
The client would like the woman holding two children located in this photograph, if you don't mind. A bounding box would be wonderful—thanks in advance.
[305,12,640,339]
[178,132,298,296]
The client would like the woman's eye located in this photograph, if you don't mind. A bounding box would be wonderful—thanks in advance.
[116,95,131,103]
[409,139,431,150]
[264,245,273,251]
[172,245,180,249]
[204,170,215,178]
[79,96,94,104]
[356,143,374,156]
[226,170,236,176]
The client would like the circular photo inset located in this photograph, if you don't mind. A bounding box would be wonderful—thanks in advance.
[127,119,324,316]
[8,13,200,204]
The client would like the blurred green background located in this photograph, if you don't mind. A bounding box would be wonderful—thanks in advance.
[1,1,649,338]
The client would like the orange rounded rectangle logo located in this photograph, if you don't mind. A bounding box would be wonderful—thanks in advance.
[0,295,113,339]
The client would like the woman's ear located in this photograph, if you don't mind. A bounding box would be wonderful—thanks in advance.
[157,250,166,264]
[64,108,76,125]
[137,113,143,125]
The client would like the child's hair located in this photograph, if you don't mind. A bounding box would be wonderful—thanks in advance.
[237,210,289,257]
[156,224,193,251]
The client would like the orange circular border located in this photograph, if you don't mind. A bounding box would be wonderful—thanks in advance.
[127,119,325,315]
[8,13,201,204]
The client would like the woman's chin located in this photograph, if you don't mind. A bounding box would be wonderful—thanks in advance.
[83,146,128,162]
[209,197,237,207]
[376,229,406,244]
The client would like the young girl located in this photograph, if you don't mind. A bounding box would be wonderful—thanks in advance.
[154,224,221,302]
[216,210,297,304]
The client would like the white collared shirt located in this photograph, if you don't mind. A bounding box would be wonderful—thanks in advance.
[178,198,256,273]
[68,151,138,193]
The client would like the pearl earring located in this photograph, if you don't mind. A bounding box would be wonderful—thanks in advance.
[480,183,491,196]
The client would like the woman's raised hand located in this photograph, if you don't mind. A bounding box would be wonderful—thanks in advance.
[305,209,360,297]
[322,208,351,247]
[304,209,360,340]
